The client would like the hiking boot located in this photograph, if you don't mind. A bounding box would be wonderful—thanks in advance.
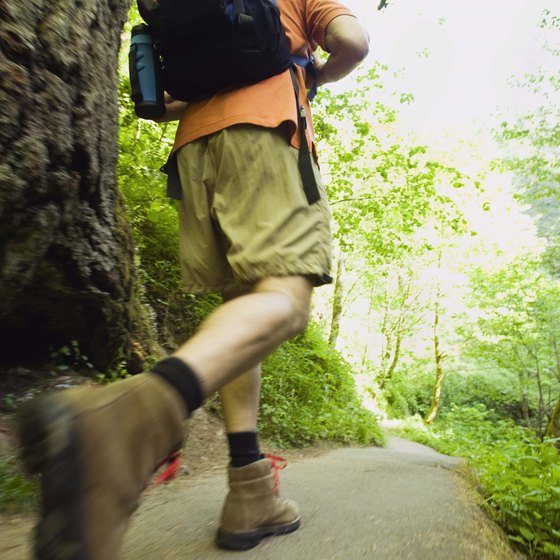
[19,373,186,560]
[216,455,301,550]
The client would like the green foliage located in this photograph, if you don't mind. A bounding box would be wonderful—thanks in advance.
[49,340,94,374]
[460,258,560,434]
[395,406,560,558]
[313,65,467,265]
[495,8,560,277]
[383,359,434,418]
[0,457,37,512]
[96,357,131,385]
[118,76,180,310]
[260,322,384,447]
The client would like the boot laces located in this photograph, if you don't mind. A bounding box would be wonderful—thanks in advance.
[265,453,287,495]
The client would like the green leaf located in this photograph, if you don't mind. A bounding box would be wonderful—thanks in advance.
[519,527,535,542]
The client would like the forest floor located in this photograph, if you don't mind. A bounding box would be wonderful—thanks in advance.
[0,369,525,559]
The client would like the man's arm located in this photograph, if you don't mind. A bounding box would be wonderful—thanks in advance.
[314,15,370,87]
[152,93,188,123]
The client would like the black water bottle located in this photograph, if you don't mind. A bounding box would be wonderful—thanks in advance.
[129,24,165,120]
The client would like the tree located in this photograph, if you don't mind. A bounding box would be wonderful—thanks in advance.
[0,0,157,371]
[313,66,467,364]
[491,9,560,434]
[497,9,560,276]
[425,250,445,424]
[464,258,560,435]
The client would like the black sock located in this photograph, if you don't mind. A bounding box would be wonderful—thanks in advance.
[227,431,263,467]
[152,357,204,416]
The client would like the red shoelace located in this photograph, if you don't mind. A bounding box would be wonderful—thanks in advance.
[152,452,287,492]
[153,451,182,486]
[265,453,288,495]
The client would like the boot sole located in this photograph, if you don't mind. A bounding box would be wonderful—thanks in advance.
[19,397,91,560]
[216,517,301,550]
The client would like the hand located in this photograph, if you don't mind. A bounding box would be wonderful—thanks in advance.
[153,92,188,123]
[306,55,326,89]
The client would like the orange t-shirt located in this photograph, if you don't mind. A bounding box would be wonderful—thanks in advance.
[173,0,355,153]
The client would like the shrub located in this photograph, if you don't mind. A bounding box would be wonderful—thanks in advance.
[260,323,384,448]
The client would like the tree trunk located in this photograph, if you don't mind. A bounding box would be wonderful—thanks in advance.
[517,368,533,430]
[378,272,411,390]
[0,0,156,371]
[425,307,445,424]
[546,395,560,447]
[328,251,346,348]
[426,253,445,425]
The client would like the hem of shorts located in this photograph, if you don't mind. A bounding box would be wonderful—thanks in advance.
[181,270,332,295]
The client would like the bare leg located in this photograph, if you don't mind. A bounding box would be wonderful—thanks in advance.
[173,275,313,397]
[218,291,262,433]
[219,365,261,432]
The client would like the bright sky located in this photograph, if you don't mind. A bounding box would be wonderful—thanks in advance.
[343,0,557,135]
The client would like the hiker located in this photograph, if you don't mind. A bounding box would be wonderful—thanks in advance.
[19,1,369,558]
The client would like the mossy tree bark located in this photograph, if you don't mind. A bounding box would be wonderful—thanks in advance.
[0,0,156,371]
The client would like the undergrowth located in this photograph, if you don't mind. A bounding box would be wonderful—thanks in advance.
[0,456,37,512]
[393,405,560,559]
[261,322,384,448]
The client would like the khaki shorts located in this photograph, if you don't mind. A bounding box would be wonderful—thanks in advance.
[176,124,333,294]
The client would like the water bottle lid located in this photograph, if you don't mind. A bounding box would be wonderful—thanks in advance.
[131,23,150,36]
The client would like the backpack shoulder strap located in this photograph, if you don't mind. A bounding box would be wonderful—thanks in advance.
[289,66,320,205]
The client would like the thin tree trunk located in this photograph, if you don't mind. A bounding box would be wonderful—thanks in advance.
[426,252,445,425]
[381,273,412,389]
[516,367,533,430]
[328,250,346,347]
[0,0,156,371]
[553,336,560,382]
[425,299,445,424]
[534,357,546,438]
[378,276,392,386]
[524,342,547,438]
[361,279,376,368]
[546,395,560,447]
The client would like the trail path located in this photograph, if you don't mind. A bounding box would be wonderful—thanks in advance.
[0,437,524,559]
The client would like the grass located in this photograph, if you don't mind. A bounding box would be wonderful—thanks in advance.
[0,456,37,512]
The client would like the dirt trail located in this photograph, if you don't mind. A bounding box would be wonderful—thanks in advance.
[0,437,524,560]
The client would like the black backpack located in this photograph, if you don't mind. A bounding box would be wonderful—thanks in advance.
[138,0,320,204]
[157,0,294,102]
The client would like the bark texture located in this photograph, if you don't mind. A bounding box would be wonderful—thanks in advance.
[0,0,155,370]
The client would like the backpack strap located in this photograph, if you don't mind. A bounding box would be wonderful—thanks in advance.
[289,66,320,205]
[291,55,317,102]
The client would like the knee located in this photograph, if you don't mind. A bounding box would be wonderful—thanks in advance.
[270,291,310,340]
[255,276,313,339]
[285,293,310,337]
